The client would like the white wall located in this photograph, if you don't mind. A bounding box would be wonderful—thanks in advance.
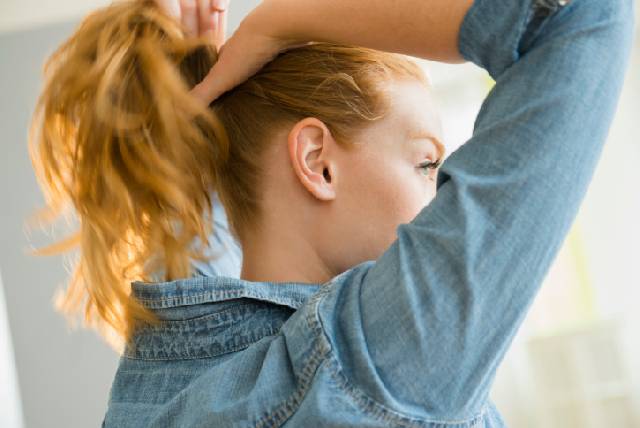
[0,0,110,34]
[0,270,24,428]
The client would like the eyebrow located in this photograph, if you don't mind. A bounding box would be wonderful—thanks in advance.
[408,133,446,159]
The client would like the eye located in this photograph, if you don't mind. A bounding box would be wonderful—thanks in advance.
[416,158,442,178]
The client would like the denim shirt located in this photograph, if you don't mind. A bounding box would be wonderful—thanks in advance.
[102,0,634,426]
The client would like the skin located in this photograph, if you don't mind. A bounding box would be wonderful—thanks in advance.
[193,0,473,102]
[155,0,229,48]
[240,78,445,284]
[154,0,456,283]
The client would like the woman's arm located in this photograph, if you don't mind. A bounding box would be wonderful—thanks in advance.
[258,0,474,63]
[311,0,634,421]
[193,0,474,102]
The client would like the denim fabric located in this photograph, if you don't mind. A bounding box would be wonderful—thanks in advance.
[102,0,635,426]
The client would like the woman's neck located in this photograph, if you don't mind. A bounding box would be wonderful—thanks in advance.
[239,225,335,285]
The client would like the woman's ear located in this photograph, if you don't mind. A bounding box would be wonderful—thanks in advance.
[287,117,337,201]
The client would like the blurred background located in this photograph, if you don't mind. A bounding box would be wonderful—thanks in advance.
[1,1,638,427]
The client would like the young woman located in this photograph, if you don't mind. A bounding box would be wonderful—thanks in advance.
[28,0,633,426]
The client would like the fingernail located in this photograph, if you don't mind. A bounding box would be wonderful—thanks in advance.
[211,0,226,11]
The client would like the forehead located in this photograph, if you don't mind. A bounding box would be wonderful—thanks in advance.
[387,79,443,142]
[348,78,445,158]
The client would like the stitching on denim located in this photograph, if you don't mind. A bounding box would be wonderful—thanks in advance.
[143,303,249,328]
[248,279,486,427]
[250,285,334,428]
[131,275,321,302]
[133,301,268,330]
[251,340,329,428]
[325,354,488,427]
[124,304,290,360]
[123,323,283,361]
[133,289,307,310]
[310,282,489,427]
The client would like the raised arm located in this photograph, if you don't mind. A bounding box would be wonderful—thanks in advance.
[310,0,634,422]
[191,0,475,102]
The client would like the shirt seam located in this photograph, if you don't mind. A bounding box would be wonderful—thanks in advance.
[325,354,489,427]
[123,324,282,361]
[312,285,489,427]
[131,289,307,310]
[249,287,333,428]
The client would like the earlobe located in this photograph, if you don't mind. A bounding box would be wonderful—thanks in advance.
[287,117,336,201]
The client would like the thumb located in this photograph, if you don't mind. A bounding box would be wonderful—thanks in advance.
[190,35,274,104]
[189,34,309,105]
[190,44,243,104]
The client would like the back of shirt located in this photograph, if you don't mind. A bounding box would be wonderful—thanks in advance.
[103,0,635,426]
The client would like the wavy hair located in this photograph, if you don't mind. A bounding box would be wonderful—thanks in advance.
[28,0,428,351]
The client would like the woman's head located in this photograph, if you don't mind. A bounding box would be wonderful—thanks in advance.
[29,0,443,349]
[213,43,444,283]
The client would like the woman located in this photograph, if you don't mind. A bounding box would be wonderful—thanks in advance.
[28,0,633,426]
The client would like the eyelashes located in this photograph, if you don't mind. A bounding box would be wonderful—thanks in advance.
[417,158,443,176]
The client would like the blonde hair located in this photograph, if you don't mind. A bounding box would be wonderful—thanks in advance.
[28,0,428,352]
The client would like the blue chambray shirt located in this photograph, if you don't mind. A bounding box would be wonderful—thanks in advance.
[102,0,635,426]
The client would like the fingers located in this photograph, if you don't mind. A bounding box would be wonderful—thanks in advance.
[208,0,229,48]
[207,10,220,43]
[191,41,242,104]
[192,0,228,46]
[190,60,230,104]
[210,0,227,11]
[198,0,212,36]
[156,0,225,38]
[180,0,198,37]
[212,8,227,48]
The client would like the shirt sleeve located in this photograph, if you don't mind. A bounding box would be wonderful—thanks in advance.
[316,0,635,422]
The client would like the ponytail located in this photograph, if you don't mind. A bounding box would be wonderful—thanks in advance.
[28,0,228,351]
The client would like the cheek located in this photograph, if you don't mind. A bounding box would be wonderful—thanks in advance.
[381,166,433,222]
[392,186,432,226]
[355,163,431,231]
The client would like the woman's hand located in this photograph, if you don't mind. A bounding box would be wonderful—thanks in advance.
[154,0,303,104]
[190,2,310,104]
[158,0,471,105]
[155,0,229,49]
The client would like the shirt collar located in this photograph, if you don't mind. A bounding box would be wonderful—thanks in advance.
[130,275,324,311]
